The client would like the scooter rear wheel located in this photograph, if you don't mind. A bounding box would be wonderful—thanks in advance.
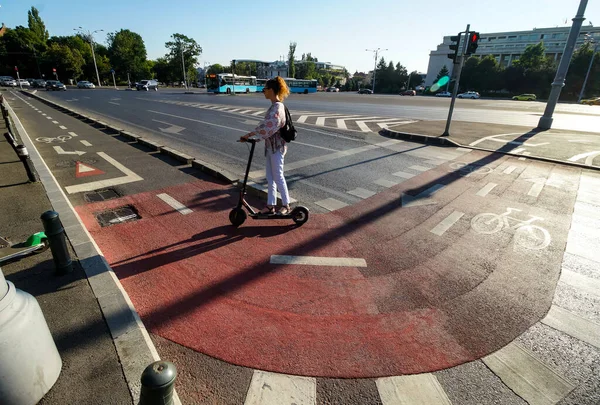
[229,208,247,227]
[292,207,309,225]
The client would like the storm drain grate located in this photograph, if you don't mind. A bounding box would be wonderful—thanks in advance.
[85,188,120,203]
[96,205,140,227]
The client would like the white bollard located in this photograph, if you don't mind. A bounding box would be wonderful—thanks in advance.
[0,269,62,405]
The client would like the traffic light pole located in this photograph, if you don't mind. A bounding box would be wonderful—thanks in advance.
[442,24,470,137]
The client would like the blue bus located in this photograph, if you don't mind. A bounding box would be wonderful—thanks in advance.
[206,73,257,94]
[256,78,317,94]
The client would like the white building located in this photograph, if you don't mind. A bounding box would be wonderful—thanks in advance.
[425,25,600,86]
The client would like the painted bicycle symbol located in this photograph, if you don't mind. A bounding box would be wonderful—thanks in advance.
[471,207,551,250]
[449,162,493,177]
[36,135,72,144]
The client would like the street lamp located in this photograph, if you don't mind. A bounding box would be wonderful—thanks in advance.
[74,27,103,88]
[577,34,598,103]
[366,48,387,93]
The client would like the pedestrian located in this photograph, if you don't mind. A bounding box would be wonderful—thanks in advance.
[240,76,292,215]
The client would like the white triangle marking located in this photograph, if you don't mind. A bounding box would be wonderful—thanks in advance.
[78,163,96,173]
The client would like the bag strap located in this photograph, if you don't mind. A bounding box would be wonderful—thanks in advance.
[284,105,293,127]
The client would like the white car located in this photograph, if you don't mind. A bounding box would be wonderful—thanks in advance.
[77,81,96,89]
[435,91,452,97]
[18,79,30,86]
[457,91,480,99]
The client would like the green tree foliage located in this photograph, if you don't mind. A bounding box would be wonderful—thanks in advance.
[43,43,85,80]
[288,42,297,78]
[436,65,450,82]
[27,7,49,45]
[164,33,202,85]
[107,29,150,82]
[407,71,423,89]
[564,42,600,99]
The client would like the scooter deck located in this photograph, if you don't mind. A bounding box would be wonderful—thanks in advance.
[0,243,47,263]
[249,213,293,220]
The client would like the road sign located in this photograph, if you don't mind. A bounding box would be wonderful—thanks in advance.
[76,161,105,178]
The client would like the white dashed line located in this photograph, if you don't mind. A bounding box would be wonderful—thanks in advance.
[409,165,430,172]
[476,182,498,197]
[503,166,516,174]
[270,255,367,267]
[68,132,78,137]
[157,193,193,215]
[52,121,59,124]
[377,374,451,405]
[347,188,376,199]
[528,182,544,197]
[392,171,416,179]
[59,125,67,130]
[80,140,92,147]
[315,198,349,211]
[430,211,464,236]
[374,178,399,188]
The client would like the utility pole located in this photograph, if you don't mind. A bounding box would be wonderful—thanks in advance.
[179,40,187,89]
[75,27,103,88]
[366,48,387,93]
[577,36,598,103]
[442,24,470,137]
[231,59,236,95]
[538,0,588,129]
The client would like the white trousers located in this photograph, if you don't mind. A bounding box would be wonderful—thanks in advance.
[265,149,290,206]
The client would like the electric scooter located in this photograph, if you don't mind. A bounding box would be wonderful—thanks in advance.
[229,138,309,227]
[0,232,49,264]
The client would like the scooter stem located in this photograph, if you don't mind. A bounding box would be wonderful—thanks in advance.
[241,139,257,195]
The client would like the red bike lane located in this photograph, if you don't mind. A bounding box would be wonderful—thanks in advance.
[75,149,577,378]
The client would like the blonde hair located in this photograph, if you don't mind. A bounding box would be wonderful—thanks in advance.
[266,76,290,100]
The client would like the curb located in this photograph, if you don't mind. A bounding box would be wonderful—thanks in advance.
[381,128,600,172]
[21,90,286,202]
[4,95,182,405]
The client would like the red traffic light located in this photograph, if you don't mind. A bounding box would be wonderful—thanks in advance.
[470,33,478,42]
[52,68,56,72]
[14,66,18,72]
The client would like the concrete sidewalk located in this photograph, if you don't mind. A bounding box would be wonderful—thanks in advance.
[384,120,600,170]
[0,96,133,403]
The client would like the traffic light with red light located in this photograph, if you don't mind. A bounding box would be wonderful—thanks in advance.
[466,32,480,55]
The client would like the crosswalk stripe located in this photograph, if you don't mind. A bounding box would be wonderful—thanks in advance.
[315,115,359,126]
[315,198,349,211]
[376,374,452,405]
[542,305,600,349]
[244,371,316,405]
[559,270,600,297]
[483,342,575,405]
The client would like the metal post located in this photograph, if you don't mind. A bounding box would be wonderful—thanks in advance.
[139,361,177,405]
[538,0,588,129]
[40,211,73,275]
[112,70,117,90]
[90,38,102,88]
[16,69,23,90]
[16,145,39,182]
[577,40,598,103]
[231,60,236,95]
[127,72,131,88]
[180,41,187,89]
[366,48,387,94]
[442,25,470,137]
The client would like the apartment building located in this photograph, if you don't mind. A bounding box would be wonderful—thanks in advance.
[425,25,600,86]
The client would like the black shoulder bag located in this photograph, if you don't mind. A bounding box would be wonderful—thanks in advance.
[279,105,297,143]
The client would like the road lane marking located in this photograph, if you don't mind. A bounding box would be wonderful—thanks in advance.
[46,116,52,119]
[243,371,316,405]
[148,110,246,133]
[293,141,339,152]
[80,140,92,147]
[377,375,451,405]
[393,171,416,179]
[503,166,516,174]
[374,178,399,188]
[522,152,531,156]
[477,182,497,197]
[65,152,143,194]
[431,211,464,236]
[347,188,376,199]
[271,255,366,267]
[52,120,59,124]
[409,165,430,172]
[68,132,78,137]
[42,113,46,116]
[53,146,86,156]
[157,193,193,215]
[108,101,120,105]
[560,270,600,297]
[528,182,544,197]
[513,148,526,153]
[568,151,600,165]
[542,305,600,349]
[59,125,67,130]
[377,120,417,129]
[315,198,349,211]
[483,342,575,404]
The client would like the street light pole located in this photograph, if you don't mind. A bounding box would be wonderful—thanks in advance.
[366,48,387,93]
[180,42,187,89]
[538,0,588,129]
[75,27,103,88]
[577,37,598,103]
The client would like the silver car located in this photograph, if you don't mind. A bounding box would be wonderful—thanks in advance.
[77,81,96,89]
[136,79,159,91]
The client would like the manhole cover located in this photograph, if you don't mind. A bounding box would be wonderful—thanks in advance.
[56,158,98,168]
[95,205,140,227]
[84,188,120,203]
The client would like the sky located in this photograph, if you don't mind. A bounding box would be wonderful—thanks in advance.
[1,0,599,74]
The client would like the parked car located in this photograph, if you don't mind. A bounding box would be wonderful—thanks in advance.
[136,79,158,91]
[17,79,31,87]
[0,77,17,87]
[457,91,480,99]
[45,80,66,91]
[512,93,536,101]
[31,79,46,88]
[326,87,339,92]
[77,80,96,89]
[400,90,416,96]
[435,91,452,97]
[580,97,600,106]
[358,88,373,94]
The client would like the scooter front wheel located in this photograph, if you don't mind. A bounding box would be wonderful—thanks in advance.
[229,208,247,227]
[291,206,309,226]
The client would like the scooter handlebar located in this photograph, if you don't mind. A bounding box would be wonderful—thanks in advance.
[239,138,258,143]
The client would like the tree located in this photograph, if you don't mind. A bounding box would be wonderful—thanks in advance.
[511,42,557,96]
[164,33,202,85]
[43,43,85,81]
[0,26,41,78]
[288,41,297,78]
[27,7,48,45]
[436,65,450,82]
[565,42,600,100]
[407,71,423,89]
[107,29,149,82]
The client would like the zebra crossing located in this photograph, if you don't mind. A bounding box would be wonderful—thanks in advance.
[144,98,416,133]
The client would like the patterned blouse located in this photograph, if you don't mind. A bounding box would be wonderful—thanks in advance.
[249,101,287,156]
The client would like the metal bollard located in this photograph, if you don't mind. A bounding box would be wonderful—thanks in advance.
[139,361,177,405]
[40,211,73,275]
[16,144,39,182]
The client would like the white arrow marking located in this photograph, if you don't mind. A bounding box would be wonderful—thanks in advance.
[401,184,445,207]
[53,146,86,156]
[568,151,600,165]
[152,119,186,134]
